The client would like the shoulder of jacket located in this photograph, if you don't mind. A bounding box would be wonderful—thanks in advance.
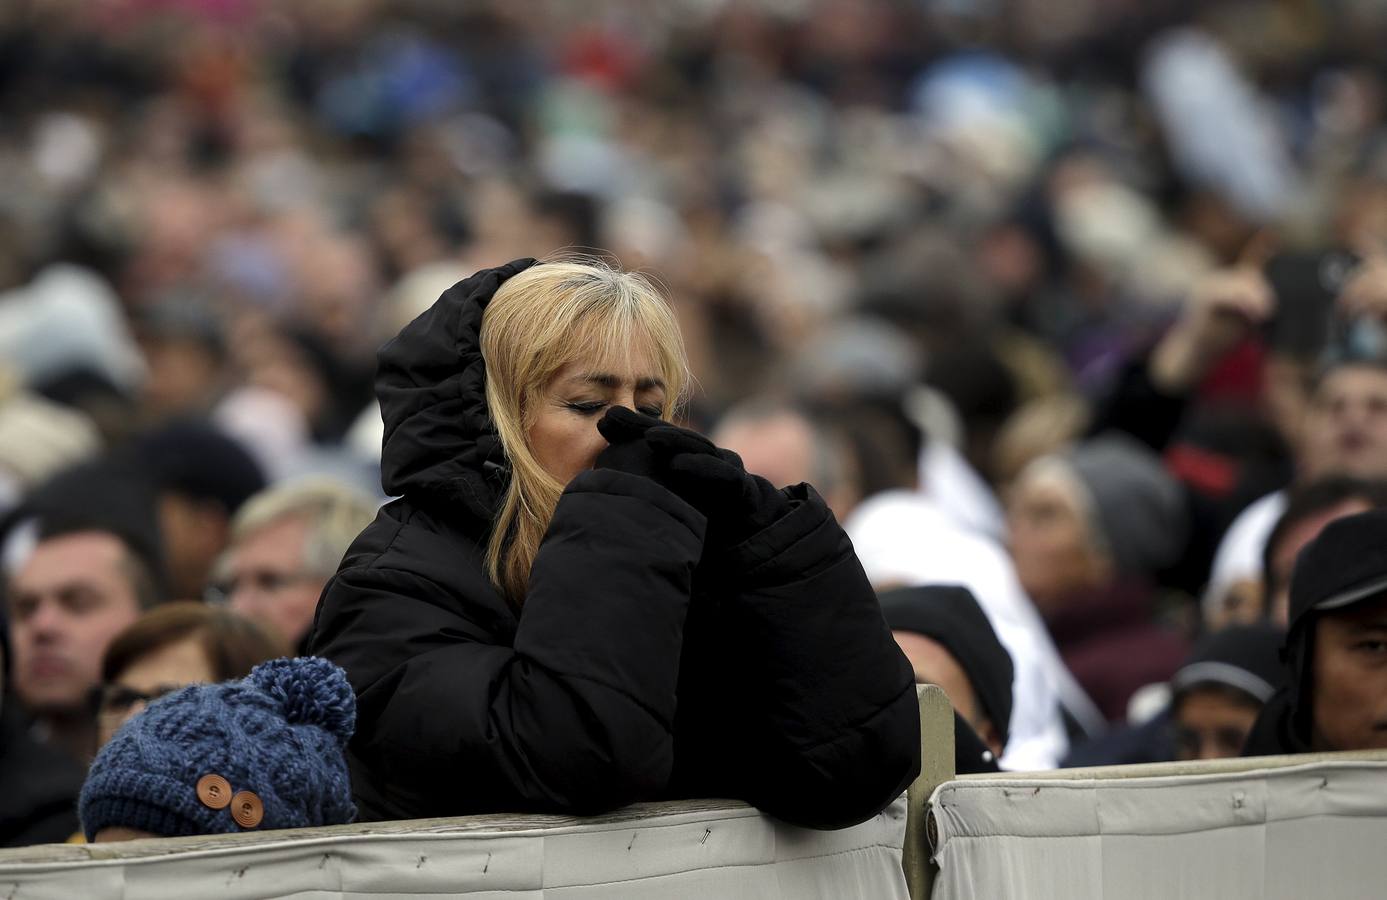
[334,501,495,603]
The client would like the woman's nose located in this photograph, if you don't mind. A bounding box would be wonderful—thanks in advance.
[611,392,641,414]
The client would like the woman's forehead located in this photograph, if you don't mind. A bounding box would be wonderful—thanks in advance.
[552,331,667,388]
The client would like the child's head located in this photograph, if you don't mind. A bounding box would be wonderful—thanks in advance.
[80,656,356,841]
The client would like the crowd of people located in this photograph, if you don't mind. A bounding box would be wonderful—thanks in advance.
[2,0,1387,850]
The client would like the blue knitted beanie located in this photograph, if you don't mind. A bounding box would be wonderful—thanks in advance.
[80,656,356,840]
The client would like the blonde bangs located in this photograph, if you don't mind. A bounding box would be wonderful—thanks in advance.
[541,312,685,424]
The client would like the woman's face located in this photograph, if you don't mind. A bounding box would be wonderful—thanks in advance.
[527,341,667,486]
[1006,469,1107,613]
[97,636,216,746]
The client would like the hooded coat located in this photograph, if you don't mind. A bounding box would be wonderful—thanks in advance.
[0,703,84,847]
[1241,612,1314,757]
[309,260,920,828]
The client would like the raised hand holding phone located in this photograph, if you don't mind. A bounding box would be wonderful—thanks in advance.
[1151,231,1277,393]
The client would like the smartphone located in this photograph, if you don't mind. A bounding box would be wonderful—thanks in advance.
[1263,248,1360,358]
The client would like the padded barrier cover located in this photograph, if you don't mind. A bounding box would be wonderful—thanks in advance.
[929,760,1387,900]
[0,797,909,900]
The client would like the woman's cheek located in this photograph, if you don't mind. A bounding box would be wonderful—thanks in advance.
[580,427,609,472]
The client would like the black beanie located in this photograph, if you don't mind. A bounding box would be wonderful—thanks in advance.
[1171,623,1285,705]
[126,419,266,515]
[6,458,166,589]
[878,585,1014,747]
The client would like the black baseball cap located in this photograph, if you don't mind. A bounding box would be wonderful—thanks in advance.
[1287,508,1387,635]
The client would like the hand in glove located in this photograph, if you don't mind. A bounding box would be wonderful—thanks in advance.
[597,407,790,546]
[593,406,662,479]
[645,425,789,546]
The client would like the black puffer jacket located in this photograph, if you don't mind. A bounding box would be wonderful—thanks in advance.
[0,703,84,847]
[309,260,920,828]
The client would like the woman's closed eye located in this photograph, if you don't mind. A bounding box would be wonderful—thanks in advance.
[564,400,662,418]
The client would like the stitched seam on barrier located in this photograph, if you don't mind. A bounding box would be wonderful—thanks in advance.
[931,808,1381,839]
[0,808,799,871]
[0,838,904,888]
[942,760,1387,793]
[39,844,905,896]
[534,843,905,890]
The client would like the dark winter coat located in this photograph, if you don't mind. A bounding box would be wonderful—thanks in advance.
[309,260,920,829]
[1043,577,1189,723]
[0,703,84,847]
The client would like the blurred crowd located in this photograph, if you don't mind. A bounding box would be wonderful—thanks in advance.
[5,0,1387,848]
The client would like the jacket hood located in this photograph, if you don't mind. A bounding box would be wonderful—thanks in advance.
[376,258,537,522]
[1242,618,1313,756]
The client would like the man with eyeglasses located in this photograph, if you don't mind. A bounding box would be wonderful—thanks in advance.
[211,477,377,654]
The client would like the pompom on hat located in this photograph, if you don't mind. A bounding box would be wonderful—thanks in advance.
[80,657,356,840]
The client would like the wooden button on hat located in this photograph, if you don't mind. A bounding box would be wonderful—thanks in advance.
[196,774,233,810]
[231,790,264,828]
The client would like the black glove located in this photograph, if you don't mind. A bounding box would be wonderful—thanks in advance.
[593,407,663,479]
[643,421,791,546]
[596,407,791,544]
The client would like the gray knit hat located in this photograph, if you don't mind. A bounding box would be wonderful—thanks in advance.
[1062,433,1187,576]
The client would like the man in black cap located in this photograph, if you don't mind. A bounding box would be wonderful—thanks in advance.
[879,585,1013,773]
[1244,508,1387,755]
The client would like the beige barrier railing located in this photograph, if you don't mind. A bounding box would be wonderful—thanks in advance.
[912,707,1387,900]
[0,786,915,899]
[3,685,1379,899]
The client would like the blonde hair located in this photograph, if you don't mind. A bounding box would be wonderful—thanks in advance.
[230,477,380,577]
[481,258,690,604]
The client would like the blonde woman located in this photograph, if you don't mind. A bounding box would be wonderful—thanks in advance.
[310,258,919,828]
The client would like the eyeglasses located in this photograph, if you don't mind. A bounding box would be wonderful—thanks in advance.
[90,683,183,721]
[204,569,319,605]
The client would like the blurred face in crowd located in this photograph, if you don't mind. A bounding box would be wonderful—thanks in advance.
[527,341,667,487]
[138,334,224,421]
[96,636,215,746]
[1007,466,1109,613]
[223,515,323,648]
[1302,365,1387,481]
[715,412,814,492]
[1265,498,1373,628]
[158,492,232,602]
[1209,579,1265,633]
[1172,685,1262,761]
[891,630,1002,759]
[714,410,860,519]
[1310,594,1387,752]
[7,532,144,715]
